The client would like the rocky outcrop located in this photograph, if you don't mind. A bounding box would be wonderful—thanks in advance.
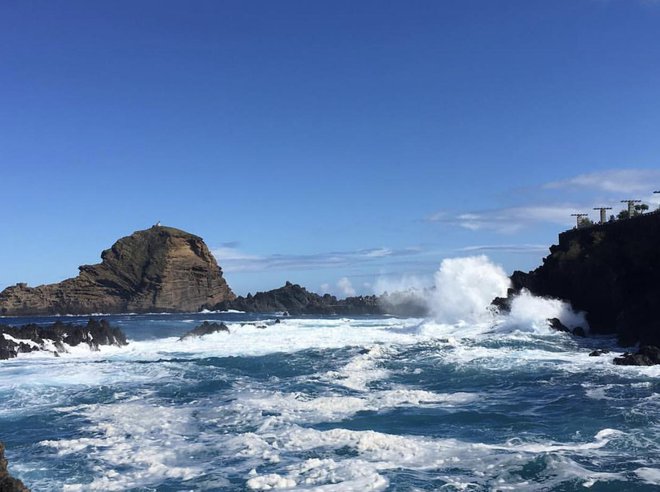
[210,282,430,317]
[0,442,29,491]
[0,226,235,315]
[0,319,127,360]
[613,346,660,366]
[179,321,229,340]
[211,282,385,316]
[505,211,660,347]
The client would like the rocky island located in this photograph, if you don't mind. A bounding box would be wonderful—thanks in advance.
[0,226,235,316]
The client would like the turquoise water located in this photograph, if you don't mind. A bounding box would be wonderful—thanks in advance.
[0,312,658,491]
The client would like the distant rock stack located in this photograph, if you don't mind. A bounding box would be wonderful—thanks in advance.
[0,226,235,315]
[0,442,29,491]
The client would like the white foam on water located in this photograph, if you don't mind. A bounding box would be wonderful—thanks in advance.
[232,425,627,491]
[41,400,204,491]
[635,467,660,485]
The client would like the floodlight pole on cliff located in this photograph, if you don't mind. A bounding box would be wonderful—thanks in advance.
[621,200,641,216]
[593,207,612,224]
[571,213,589,228]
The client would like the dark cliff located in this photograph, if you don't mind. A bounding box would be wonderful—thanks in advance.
[510,211,660,346]
[211,281,429,317]
[212,281,383,316]
[0,226,235,315]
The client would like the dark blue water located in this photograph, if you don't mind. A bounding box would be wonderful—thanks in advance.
[0,312,658,491]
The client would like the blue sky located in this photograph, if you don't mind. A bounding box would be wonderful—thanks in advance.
[2,0,660,296]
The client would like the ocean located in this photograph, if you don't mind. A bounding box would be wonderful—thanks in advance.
[1,304,659,491]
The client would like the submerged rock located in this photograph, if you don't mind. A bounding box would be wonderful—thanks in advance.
[0,442,29,491]
[179,321,229,340]
[0,225,235,316]
[0,319,127,360]
[613,345,660,366]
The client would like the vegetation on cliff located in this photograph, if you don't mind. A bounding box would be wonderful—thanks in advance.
[509,211,660,346]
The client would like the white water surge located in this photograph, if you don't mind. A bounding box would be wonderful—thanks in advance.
[1,256,657,491]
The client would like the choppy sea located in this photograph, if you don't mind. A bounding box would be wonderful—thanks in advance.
[1,308,659,491]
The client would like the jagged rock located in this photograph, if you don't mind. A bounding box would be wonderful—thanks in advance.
[0,442,29,491]
[548,318,570,333]
[0,319,127,360]
[589,349,610,357]
[210,282,429,316]
[211,281,386,316]
[505,212,660,346]
[613,345,660,366]
[0,226,235,316]
[179,321,229,340]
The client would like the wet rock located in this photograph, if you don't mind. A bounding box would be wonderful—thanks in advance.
[548,318,570,333]
[613,345,660,366]
[589,349,610,357]
[0,319,127,360]
[0,442,29,491]
[505,213,660,346]
[179,321,229,340]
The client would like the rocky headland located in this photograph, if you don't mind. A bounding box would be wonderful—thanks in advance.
[209,281,429,317]
[0,442,29,492]
[498,210,660,354]
[0,319,127,360]
[0,226,235,316]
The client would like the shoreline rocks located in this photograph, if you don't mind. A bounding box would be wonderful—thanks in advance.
[613,346,660,366]
[0,319,127,360]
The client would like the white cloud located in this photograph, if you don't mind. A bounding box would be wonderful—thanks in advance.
[337,277,356,296]
[212,245,421,273]
[544,169,660,194]
[460,244,549,254]
[428,205,577,233]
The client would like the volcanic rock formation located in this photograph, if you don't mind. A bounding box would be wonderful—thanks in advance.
[501,211,660,347]
[0,319,128,360]
[211,281,384,316]
[0,226,235,315]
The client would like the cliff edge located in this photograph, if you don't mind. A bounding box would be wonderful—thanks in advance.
[0,226,235,315]
[509,211,660,346]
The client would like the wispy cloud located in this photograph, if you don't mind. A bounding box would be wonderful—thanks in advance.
[212,245,423,272]
[459,244,549,254]
[543,169,660,194]
[427,205,577,233]
[428,168,660,233]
